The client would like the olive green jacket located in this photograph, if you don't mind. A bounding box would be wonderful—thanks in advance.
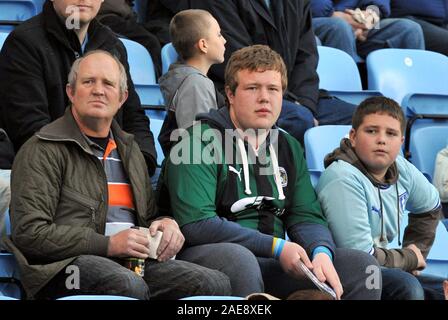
[4,108,157,298]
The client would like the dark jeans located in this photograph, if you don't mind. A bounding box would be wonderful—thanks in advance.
[36,255,231,300]
[381,267,446,300]
[179,243,382,300]
[278,97,355,146]
[313,17,425,61]
[406,16,448,56]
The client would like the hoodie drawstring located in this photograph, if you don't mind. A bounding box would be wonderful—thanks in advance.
[236,138,285,200]
[377,187,386,242]
[377,183,402,246]
[269,144,285,200]
[396,184,402,246]
[237,138,252,196]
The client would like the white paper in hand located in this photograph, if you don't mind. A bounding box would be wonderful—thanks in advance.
[148,230,163,259]
[298,260,337,300]
[137,227,163,259]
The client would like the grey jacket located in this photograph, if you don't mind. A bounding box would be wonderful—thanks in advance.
[158,63,221,156]
[5,108,157,298]
[159,63,219,129]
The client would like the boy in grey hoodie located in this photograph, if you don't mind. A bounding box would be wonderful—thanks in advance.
[158,9,226,156]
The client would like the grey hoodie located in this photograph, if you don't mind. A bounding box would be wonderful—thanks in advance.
[158,63,224,155]
[159,63,219,129]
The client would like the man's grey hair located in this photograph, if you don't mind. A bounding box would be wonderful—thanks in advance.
[67,50,128,99]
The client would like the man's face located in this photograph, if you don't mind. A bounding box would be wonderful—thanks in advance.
[67,52,128,125]
[226,69,283,131]
[350,113,404,178]
[52,0,102,25]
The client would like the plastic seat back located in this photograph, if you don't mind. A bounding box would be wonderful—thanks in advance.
[145,109,166,166]
[367,49,448,105]
[119,38,156,85]
[317,46,382,104]
[0,0,37,21]
[317,46,362,91]
[0,31,8,49]
[161,42,178,75]
[409,123,448,181]
[304,125,351,172]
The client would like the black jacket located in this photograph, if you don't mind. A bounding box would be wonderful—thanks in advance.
[0,1,157,174]
[186,0,320,114]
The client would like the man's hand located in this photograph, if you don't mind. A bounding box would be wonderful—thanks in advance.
[279,242,313,279]
[332,10,369,41]
[407,244,426,275]
[354,28,368,41]
[107,228,150,259]
[149,218,185,262]
[332,11,366,31]
[312,253,343,300]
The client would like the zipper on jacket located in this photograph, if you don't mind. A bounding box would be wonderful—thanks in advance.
[90,207,96,224]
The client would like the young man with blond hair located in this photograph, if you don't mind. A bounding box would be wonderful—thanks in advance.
[160,45,381,300]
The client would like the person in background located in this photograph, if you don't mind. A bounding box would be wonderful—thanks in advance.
[310,0,425,61]
[158,9,226,156]
[0,0,157,176]
[391,0,448,56]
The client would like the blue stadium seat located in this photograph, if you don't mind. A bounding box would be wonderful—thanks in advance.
[404,93,448,119]
[161,42,178,75]
[408,124,448,181]
[403,93,448,166]
[136,84,165,108]
[32,0,44,12]
[317,46,362,91]
[0,0,38,31]
[367,49,448,110]
[0,295,18,300]
[119,38,157,85]
[0,252,22,299]
[4,208,10,235]
[304,125,351,172]
[317,46,382,105]
[0,31,8,49]
[57,295,138,300]
[367,49,448,164]
[145,109,166,167]
[1,210,22,299]
[119,38,164,108]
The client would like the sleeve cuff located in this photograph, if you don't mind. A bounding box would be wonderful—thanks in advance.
[312,246,333,261]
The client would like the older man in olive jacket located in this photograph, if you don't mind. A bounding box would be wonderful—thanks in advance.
[4,51,230,300]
